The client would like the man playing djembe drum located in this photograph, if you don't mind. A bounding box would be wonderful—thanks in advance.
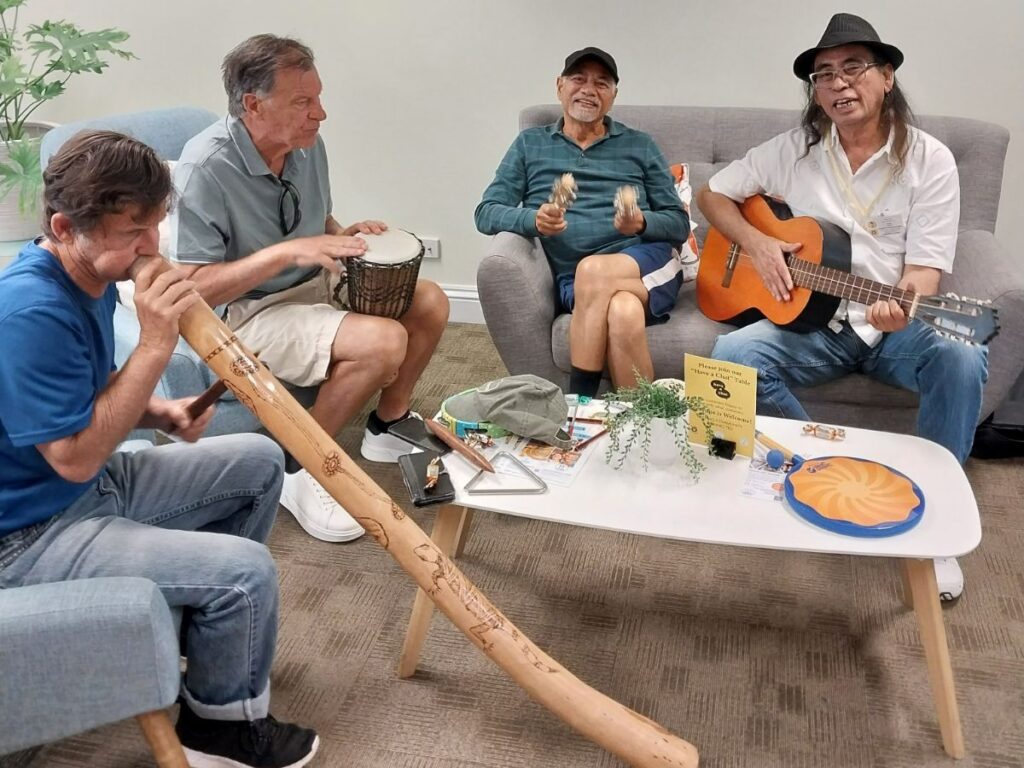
[475,47,689,396]
[170,35,450,544]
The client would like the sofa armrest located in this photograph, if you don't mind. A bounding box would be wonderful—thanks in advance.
[945,230,1024,415]
[477,232,562,382]
[0,577,181,754]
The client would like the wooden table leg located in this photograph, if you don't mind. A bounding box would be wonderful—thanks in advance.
[898,560,915,609]
[136,709,188,767]
[397,504,467,678]
[901,558,965,758]
[454,507,475,557]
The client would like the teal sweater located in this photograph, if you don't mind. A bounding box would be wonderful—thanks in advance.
[474,117,688,279]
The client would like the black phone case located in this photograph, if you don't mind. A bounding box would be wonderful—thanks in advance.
[398,451,455,507]
[388,416,449,454]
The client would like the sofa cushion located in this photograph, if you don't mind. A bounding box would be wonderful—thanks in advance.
[669,162,701,281]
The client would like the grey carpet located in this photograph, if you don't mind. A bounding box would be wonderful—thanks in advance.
[4,322,1023,767]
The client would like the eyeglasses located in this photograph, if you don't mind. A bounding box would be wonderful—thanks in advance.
[277,178,302,236]
[809,61,881,88]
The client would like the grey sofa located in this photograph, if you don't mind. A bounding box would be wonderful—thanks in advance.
[477,105,1022,433]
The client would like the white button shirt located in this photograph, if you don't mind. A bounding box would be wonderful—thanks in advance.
[708,124,960,347]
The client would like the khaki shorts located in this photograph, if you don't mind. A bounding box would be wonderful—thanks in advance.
[225,269,349,387]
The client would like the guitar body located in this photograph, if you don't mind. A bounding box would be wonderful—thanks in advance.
[698,195,852,332]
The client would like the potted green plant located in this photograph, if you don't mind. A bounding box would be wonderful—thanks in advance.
[602,375,714,479]
[0,0,134,239]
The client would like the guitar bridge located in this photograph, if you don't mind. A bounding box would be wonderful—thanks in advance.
[722,243,740,288]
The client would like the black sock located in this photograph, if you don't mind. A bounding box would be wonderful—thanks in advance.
[368,409,410,434]
[569,367,602,398]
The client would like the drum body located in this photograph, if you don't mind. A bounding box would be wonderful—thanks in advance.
[346,229,424,319]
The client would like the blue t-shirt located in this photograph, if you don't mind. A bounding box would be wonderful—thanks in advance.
[0,242,116,536]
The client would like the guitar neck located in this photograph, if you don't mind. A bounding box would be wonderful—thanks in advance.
[786,255,914,313]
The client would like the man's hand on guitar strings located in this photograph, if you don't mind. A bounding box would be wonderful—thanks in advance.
[866,298,909,333]
[745,232,801,302]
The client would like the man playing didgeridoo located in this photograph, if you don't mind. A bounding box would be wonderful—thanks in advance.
[696,13,988,602]
[0,131,319,767]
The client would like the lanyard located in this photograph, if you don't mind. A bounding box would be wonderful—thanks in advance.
[824,142,893,236]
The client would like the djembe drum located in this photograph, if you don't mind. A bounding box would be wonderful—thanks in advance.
[346,229,424,319]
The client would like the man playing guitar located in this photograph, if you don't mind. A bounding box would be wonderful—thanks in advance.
[696,13,988,603]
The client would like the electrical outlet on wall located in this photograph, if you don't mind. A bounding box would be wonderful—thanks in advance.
[420,237,440,260]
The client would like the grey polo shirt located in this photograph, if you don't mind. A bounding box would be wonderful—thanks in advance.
[169,115,333,299]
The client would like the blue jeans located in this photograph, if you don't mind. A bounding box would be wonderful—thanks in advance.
[711,319,988,464]
[0,434,285,721]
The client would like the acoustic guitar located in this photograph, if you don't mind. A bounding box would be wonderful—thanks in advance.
[696,195,999,346]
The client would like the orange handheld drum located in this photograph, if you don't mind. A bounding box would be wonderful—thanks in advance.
[784,456,925,537]
[346,229,424,319]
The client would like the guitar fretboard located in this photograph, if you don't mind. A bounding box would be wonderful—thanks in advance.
[785,255,914,312]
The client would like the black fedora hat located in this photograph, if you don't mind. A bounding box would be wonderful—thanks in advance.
[793,13,903,82]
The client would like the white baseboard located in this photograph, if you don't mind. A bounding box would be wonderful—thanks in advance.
[441,283,484,324]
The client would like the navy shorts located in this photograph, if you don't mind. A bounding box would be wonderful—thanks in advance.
[556,241,684,325]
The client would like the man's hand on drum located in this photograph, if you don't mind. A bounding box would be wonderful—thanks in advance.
[287,234,368,273]
[536,203,567,236]
[342,220,388,236]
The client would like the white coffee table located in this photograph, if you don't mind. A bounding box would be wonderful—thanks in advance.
[398,416,980,758]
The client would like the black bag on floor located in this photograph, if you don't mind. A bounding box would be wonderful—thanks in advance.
[972,413,1024,458]
[972,374,1024,458]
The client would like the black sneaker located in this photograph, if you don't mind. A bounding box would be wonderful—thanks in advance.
[175,704,319,768]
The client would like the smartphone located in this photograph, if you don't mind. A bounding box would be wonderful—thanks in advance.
[398,451,456,507]
[388,415,449,453]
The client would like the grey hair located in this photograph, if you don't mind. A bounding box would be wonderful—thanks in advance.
[221,34,315,118]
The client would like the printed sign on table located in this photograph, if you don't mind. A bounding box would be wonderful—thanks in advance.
[683,353,757,457]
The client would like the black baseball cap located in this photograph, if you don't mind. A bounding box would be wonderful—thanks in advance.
[561,46,618,83]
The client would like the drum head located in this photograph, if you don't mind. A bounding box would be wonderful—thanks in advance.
[354,229,423,265]
[784,456,925,538]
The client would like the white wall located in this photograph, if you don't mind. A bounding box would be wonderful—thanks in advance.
[24,0,1024,290]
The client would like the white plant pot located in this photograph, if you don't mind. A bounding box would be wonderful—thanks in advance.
[646,417,682,468]
[0,122,57,242]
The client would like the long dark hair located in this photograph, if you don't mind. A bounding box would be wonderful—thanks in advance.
[800,75,915,172]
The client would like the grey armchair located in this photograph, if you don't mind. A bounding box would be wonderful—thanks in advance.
[477,105,1023,433]
[39,107,318,439]
[0,577,186,766]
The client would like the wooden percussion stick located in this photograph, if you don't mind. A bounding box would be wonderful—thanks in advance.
[162,378,226,434]
[131,257,698,768]
[425,419,495,473]
[754,430,801,463]
[185,379,228,421]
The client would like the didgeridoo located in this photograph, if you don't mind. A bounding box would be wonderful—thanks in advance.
[135,258,698,767]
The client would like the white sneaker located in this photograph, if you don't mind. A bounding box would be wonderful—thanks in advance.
[934,557,964,604]
[280,470,364,543]
[360,412,421,463]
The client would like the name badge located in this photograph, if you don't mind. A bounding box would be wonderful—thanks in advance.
[867,213,904,237]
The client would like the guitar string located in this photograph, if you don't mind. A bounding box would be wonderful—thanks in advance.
[731,249,915,312]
